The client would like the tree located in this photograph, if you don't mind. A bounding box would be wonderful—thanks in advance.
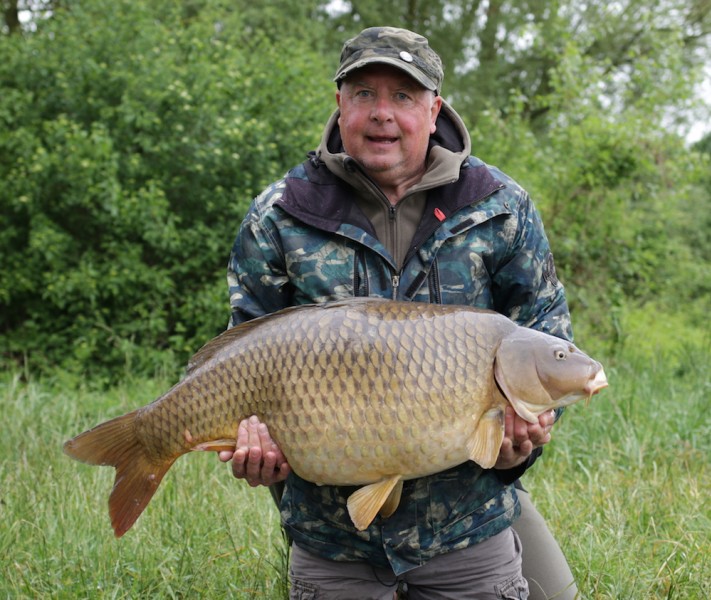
[1,0,56,33]
[1,0,709,376]
[324,0,710,131]
[2,0,20,33]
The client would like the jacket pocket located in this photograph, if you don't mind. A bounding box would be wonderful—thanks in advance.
[427,463,492,535]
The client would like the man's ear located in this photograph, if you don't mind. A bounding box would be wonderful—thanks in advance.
[430,95,442,133]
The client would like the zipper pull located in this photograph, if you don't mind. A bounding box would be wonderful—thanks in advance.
[392,274,400,300]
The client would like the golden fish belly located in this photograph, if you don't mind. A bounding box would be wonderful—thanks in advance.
[280,407,496,485]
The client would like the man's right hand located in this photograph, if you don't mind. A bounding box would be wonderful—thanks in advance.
[218,415,291,486]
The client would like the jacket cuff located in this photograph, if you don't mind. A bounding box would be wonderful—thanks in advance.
[494,447,543,484]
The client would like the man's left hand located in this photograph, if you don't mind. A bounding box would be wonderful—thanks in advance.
[494,406,555,470]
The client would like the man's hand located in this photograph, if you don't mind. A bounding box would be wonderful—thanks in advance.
[494,406,556,470]
[218,415,291,486]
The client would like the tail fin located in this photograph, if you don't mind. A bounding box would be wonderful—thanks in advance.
[63,411,174,537]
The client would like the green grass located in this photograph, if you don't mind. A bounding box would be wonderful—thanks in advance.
[1,339,709,599]
[0,376,289,599]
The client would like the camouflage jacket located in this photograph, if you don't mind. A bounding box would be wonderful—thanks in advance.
[227,104,572,575]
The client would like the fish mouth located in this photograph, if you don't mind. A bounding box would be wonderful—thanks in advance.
[585,368,608,397]
[552,368,608,411]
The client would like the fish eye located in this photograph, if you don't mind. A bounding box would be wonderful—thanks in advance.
[554,349,567,360]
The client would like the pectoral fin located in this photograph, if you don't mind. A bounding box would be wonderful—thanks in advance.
[378,479,404,519]
[190,439,237,452]
[467,408,505,469]
[347,475,402,531]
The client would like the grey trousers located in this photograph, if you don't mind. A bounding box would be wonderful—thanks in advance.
[513,490,578,600]
[274,482,578,599]
[289,528,528,600]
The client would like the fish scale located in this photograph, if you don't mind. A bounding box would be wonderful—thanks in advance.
[64,298,607,536]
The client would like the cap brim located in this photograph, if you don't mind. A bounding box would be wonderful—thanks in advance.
[334,57,438,92]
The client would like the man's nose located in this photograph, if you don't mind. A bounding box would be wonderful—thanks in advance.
[370,97,394,121]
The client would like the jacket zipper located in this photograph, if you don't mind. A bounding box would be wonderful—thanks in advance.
[428,259,442,304]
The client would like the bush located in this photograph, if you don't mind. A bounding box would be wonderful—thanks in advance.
[468,89,710,351]
[0,0,334,379]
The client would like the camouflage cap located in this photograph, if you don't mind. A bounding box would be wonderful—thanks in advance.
[334,27,444,94]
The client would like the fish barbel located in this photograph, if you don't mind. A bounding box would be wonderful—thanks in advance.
[64,298,607,536]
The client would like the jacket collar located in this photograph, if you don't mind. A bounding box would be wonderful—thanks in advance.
[277,155,503,241]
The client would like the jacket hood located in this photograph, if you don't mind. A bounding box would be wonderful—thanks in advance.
[315,99,472,195]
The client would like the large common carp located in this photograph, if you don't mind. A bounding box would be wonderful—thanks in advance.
[64,299,607,537]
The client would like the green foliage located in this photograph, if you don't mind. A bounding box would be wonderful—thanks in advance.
[695,132,711,156]
[1,0,709,376]
[467,40,711,349]
[0,0,333,378]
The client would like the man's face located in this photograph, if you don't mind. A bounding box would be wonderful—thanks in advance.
[336,64,442,196]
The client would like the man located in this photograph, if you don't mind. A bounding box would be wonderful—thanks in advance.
[220,26,578,600]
